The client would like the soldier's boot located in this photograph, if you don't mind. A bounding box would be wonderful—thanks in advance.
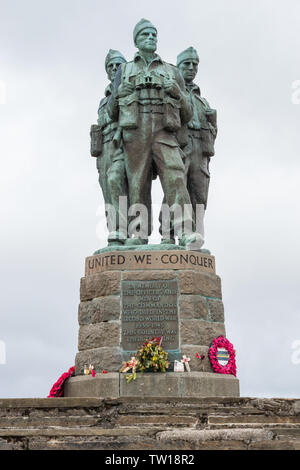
[179,232,204,251]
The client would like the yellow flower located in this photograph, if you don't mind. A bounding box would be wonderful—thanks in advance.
[152,356,157,361]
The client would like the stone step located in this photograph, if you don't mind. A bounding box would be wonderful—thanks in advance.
[117,404,265,415]
[0,426,161,437]
[64,372,240,399]
[208,415,300,425]
[208,423,300,429]
[0,398,101,408]
[0,416,102,428]
[2,436,300,451]
[0,397,299,450]
[116,414,198,427]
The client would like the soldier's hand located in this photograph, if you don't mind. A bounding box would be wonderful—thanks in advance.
[164,79,181,99]
[117,81,134,98]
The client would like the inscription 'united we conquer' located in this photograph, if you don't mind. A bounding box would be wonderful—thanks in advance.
[121,279,179,351]
[85,250,215,275]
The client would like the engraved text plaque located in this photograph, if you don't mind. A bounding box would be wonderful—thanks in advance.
[121,279,179,351]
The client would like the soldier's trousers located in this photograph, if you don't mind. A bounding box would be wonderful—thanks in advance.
[159,134,210,239]
[96,139,128,240]
[122,111,194,238]
[186,134,210,213]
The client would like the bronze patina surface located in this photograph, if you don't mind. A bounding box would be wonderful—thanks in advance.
[90,19,217,250]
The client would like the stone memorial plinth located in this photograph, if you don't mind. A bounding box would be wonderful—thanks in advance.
[65,250,239,398]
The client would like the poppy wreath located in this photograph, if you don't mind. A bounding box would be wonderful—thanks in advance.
[47,366,75,397]
[208,336,237,376]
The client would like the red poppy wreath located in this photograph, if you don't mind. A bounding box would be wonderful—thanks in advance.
[47,366,75,397]
[208,336,237,376]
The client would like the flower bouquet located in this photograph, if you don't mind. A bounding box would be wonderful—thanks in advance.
[120,336,169,383]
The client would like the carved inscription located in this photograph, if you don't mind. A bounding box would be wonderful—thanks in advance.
[121,279,179,351]
[85,250,215,275]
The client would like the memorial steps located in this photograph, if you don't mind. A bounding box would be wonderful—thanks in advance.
[0,397,299,450]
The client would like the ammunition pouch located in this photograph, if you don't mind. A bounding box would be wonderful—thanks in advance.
[97,97,110,129]
[200,125,217,157]
[119,93,139,129]
[205,109,217,129]
[90,124,102,157]
[163,96,181,132]
[102,122,118,144]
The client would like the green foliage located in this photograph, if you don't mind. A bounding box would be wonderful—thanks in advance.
[136,340,169,373]
[123,338,169,383]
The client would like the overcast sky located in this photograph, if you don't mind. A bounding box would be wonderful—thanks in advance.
[0,0,299,398]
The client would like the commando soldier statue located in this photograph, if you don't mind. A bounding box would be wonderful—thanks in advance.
[90,49,129,246]
[177,47,217,221]
[108,19,202,248]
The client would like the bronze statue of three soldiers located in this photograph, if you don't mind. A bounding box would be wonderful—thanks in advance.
[90,19,217,250]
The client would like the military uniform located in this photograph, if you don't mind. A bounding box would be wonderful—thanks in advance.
[108,52,194,239]
[184,83,217,212]
[159,47,217,243]
[90,49,128,243]
[96,83,129,241]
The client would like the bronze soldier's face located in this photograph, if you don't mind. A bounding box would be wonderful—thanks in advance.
[107,59,124,82]
[179,60,198,83]
[135,27,157,53]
